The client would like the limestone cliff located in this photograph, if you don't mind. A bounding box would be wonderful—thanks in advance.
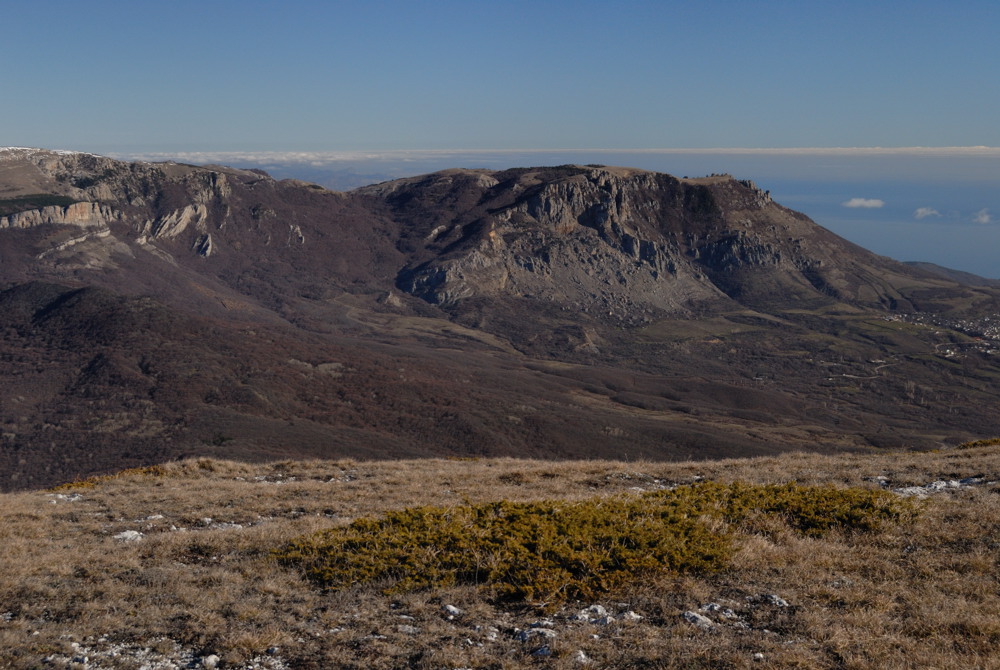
[0,201,121,230]
[382,165,920,319]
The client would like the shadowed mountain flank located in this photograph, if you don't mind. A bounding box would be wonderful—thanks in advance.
[1,148,999,489]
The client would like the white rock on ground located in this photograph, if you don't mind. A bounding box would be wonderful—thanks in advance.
[893,477,987,497]
[516,628,557,642]
[42,638,289,669]
[573,604,608,622]
[682,611,715,629]
[113,530,144,542]
[701,602,738,618]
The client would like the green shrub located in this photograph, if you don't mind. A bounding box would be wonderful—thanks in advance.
[657,480,913,537]
[276,482,912,606]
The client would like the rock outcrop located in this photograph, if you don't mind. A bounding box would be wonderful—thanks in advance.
[384,165,920,318]
[0,201,120,230]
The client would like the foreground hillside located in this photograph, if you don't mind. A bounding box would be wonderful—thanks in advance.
[3,445,1000,669]
[2,148,1000,489]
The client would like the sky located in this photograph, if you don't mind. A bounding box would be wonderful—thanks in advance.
[2,1,999,276]
[4,0,999,152]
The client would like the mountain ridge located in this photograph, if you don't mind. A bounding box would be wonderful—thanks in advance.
[1,148,998,490]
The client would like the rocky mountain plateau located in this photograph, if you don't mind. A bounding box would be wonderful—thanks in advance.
[1,147,999,490]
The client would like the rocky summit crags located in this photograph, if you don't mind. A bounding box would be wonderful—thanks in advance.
[1,149,999,490]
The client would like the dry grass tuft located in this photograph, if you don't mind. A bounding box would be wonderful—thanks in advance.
[47,464,170,491]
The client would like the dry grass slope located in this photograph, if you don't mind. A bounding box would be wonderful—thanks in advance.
[1,445,999,668]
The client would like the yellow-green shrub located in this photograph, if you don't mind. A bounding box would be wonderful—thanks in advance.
[276,482,912,605]
[958,437,1000,449]
[664,481,913,537]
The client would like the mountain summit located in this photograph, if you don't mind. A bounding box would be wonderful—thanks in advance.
[1,149,998,489]
[368,165,929,316]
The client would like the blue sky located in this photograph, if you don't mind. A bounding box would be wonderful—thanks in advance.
[4,0,999,152]
[3,1,999,277]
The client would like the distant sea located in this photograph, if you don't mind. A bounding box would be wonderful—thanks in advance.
[121,149,1000,279]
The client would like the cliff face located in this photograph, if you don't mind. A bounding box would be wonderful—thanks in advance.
[0,150,966,319]
[0,201,121,229]
[380,166,921,319]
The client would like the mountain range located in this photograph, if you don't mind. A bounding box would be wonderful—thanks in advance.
[2,147,998,490]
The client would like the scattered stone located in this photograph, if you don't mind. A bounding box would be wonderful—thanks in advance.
[893,477,990,497]
[753,652,766,661]
[753,594,790,607]
[701,602,738,618]
[574,649,591,664]
[47,493,83,503]
[529,618,557,628]
[113,530,144,542]
[39,638,291,670]
[442,604,463,617]
[532,645,553,657]
[682,611,715,629]
[397,624,421,635]
[516,628,557,642]
[573,604,609,622]
[622,611,644,621]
